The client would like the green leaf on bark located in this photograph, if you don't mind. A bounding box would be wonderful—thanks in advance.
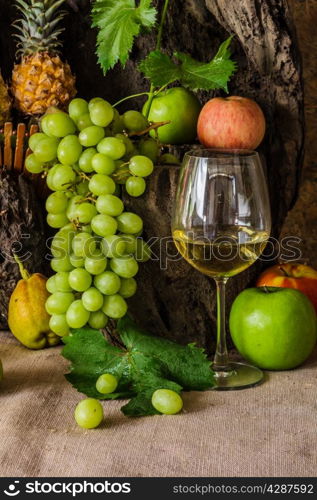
[139,36,237,91]
[91,0,157,74]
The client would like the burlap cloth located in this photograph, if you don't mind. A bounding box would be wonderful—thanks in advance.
[0,330,316,477]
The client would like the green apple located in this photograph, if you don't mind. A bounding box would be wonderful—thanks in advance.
[144,87,201,145]
[229,287,317,370]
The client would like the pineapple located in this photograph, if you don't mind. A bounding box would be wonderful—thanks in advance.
[11,0,76,116]
[0,72,11,125]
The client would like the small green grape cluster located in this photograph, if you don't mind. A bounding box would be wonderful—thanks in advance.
[26,98,156,337]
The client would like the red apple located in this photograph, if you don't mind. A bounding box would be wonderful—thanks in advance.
[256,263,317,313]
[197,96,266,150]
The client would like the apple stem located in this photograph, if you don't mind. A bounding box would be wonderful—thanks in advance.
[278,265,291,277]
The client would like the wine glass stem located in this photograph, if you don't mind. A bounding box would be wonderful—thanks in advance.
[213,277,230,373]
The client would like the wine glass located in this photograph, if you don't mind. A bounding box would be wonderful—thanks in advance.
[172,149,271,390]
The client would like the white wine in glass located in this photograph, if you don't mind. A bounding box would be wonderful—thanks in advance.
[172,149,271,390]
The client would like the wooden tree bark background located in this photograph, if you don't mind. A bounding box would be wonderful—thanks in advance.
[0,0,304,350]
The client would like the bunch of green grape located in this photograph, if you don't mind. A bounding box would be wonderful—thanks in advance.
[25,98,157,337]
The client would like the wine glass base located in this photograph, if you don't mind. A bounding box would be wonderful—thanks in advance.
[211,362,264,391]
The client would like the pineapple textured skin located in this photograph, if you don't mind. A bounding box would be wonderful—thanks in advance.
[0,73,11,125]
[12,52,76,115]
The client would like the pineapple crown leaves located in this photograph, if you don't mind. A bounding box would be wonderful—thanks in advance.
[91,0,157,75]
[13,0,67,57]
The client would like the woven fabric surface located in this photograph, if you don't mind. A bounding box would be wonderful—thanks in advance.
[0,330,316,477]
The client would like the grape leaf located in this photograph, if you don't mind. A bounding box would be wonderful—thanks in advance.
[62,317,214,417]
[119,316,213,391]
[139,36,237,91]
[91,0,157,75]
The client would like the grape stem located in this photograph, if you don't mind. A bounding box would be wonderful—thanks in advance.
[113,92,150,108]
[79,172,91,182]
[127,120,170,137]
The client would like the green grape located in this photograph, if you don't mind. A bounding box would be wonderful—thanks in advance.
[115,134,134,156]
[68,268,92,292]
[66,300,90,328]
[139,138,160,163]
[78,147,96,173]
[51,164,76,191]
[66,195,82,220]
[91,214,118,237]
[46,165,60,190]
[110,256,138,279]
[114,183,121,197]
[97,137,126,160]
[122,110,148,133]
[34,137,59,162]
[91,153,115,175]
[69,253,85,268]
[95,194,124,217]
[72,232,96,257]
[82,287,104,312]
[120,234,137,254]
[102,294,127,319]
[25,153,44,174]
[51,230,74,258]
[46,191,69,214]
[125,176,146,197]
[119,277,137,298]
[40,114,55,135]
[60,222,76,232]
[89,310,108,329]
[51,256,74,272]
[85,251,107,275]
[89,174,116,196]
[96,373,118,394]
[135,238,151,262]
[46,275,57,294]
[94,271,121,295]
[101,235,126,258]
[89,99,114,127]
[68,98,89,121]
[57,135,82,165]
[81,224,92,233]
[47,213,69,229]
[129,155,154,177]
[49,314,70,337]
[116,212,143,234]
[159,153,180,165]
[43,112,76,137]
[151,389,183,415]
[89,97,104,105]
[74,398,103,429]
[45,292,74,315]
[55,271,72,292]
[76,113,94,131]
[29,132,47,151]
[76,179,89,196]
[79,126,105,147]
[74,202,97,224]
[110,109,124,134]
